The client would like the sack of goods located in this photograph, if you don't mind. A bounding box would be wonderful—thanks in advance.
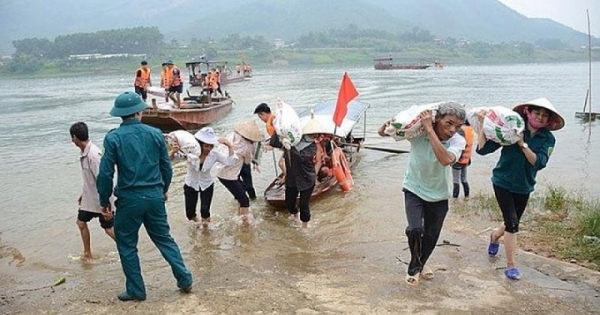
[466,106,524,146]
[273,99,302,150]
[383,102,442,141]
[146,86,167,97]
[165,130,200,156]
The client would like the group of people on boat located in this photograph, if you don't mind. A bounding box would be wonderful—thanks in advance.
[134,60,186,109]
[235,62,252,76]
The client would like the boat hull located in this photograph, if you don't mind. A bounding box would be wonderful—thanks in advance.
[374,64,431,70]
[142,99,232,132]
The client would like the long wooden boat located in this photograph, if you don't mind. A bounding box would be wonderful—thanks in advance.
[264,100,370,207]
[142,94,232,132]
[185,60,251,87]
[374,57,431,70]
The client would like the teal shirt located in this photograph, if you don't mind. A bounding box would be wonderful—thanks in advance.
[97,119,173,206]
[403,133,466,202]
[476,126,555,194]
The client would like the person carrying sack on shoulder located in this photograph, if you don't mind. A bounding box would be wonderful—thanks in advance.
[378,102,466,286]
[476,98,564,281]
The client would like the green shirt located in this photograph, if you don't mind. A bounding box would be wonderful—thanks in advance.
[403,133,465,202]
[97,119,172,206]
[476,127,555,194]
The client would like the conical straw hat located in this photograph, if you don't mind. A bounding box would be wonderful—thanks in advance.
[302,116,328,135]
[513,97,565,131]
[233,119,263,142]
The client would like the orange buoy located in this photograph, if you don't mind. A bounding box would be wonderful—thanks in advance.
[331,147,353,192]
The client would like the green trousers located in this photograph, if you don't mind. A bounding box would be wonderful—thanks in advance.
[114,196,192,298]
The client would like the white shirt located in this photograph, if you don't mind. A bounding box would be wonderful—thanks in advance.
[79,141,103,213]
[216,132,254,180]
[174,149,238,191]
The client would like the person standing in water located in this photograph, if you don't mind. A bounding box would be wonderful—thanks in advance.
[70,122,115,261]
[169,127,236,228]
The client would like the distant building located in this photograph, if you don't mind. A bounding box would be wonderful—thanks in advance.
[68,53,146,60]
[273,38,286,49]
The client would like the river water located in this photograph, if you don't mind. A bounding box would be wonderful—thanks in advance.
[0,62,599,314]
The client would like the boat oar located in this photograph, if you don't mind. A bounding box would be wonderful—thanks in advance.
[341,143,409,154]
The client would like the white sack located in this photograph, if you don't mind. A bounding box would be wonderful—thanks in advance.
[273,99,302,149]
[467,106,524,146]
[147,86,167,97]
[165,130,200,156]
[383,102,440,141]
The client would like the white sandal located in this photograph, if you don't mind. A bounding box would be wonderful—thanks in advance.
[421,266,435,280]
[405,272,420,286]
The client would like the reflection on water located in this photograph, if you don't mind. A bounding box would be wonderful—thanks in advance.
[0,62,599,293]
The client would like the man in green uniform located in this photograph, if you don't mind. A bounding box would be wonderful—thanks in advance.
[97,91,193,301]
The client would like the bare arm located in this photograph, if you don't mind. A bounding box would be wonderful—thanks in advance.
[378,118,392,137]
[421,110,456,166]
[516,135,537,165]
[476,110,487,150]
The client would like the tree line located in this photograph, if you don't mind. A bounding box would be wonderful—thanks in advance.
[1,24,595,75]
[12,26,163,59]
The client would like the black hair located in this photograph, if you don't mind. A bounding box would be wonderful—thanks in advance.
[70,122,89,141]
[121,113,136,120]
[254,103,271,114]
[141,60,148,65]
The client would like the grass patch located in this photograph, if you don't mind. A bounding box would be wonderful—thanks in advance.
[451,192,502,221]
[456,187,600,271]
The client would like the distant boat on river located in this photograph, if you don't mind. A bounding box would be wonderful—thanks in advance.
[373,57,432,70]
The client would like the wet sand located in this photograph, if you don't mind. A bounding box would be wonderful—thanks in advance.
[2,198,599,315]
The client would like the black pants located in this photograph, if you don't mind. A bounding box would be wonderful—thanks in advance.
[239,163,256,200]
[285,185,314,223]
[183,183,214,220]
[492,184,529,233]
[134,85,147,101]
[403,189,449,276]
[218,177,250,208]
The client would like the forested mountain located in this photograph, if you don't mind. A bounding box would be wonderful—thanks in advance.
[0,0,595,53]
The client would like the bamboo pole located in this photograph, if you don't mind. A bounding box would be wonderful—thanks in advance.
[587,9,592,135]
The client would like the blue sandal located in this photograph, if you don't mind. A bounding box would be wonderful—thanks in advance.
[504,267,521,280]
[487,233,499,257]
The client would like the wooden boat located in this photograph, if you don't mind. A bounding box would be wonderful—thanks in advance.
[263,100,370,207]
[374,57,431,70]
[185,59,251,87]
[142,93,233,132]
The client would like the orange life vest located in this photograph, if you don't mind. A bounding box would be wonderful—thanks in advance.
[134,67,151,87]
[457,125,474,165]
[169,66,181,87]
[160,68,170,88]
[265,114,275,136]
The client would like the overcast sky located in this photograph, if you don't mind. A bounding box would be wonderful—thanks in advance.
[498,0,599,36]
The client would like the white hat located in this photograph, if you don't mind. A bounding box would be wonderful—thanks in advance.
[194,127,220,145]
[513,98,565,131]
[233,120,263,142]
